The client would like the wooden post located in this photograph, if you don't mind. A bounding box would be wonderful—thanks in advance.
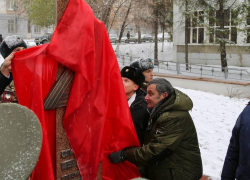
[53,1,102,179]
[56,1,80,179]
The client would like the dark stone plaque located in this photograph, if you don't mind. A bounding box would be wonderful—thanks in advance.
[61,159,77,170]
[61,149,73,158]
[61,171,80,180]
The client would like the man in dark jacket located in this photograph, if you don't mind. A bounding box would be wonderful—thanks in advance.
[0,35,27,97]
[121,66,149,146]
[109,78,202,180]
[130,58,154,94]
[221,102,250,180]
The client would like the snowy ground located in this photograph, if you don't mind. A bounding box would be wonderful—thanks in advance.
[113,41,173,61]
[176,87,248,178]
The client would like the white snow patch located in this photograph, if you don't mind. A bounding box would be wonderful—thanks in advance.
[175,87,248,178]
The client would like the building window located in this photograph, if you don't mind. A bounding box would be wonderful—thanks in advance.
[192,29,197,43]
[187,11,204,44]
[8,19,14,33]
[209,9,237,44]
[8,0,14,10]
[198,28,204,43]
[34,25,41,34]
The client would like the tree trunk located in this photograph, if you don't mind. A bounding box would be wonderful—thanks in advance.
[101,0,116,27]
[115,1,132,55]
[108,2,124,34]
[161,26,164,52]
[137,25,141,43]
[118,1,132,43]
[28,20,31,33]
[185,0,189,70]
[219,0,227,71]
[153,5,159,66]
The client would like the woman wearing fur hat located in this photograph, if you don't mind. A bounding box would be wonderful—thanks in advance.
[0,35,27,101]
[130,58,154,94]
[121,66,150,146]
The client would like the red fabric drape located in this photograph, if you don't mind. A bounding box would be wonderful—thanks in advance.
[12,0,141,179]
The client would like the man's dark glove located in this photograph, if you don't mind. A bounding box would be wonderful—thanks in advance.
[108,150,126,163]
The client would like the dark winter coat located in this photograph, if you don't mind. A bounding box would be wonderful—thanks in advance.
[140,83,147,95]
[125,88,203,180]
[221,102,250,180]
[0,35,3,43]
[0,71,12,95]
[130,89,149,146]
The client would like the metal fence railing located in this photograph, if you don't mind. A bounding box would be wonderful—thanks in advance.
[116,54,250,81]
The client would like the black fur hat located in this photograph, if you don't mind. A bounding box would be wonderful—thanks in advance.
[121,66,145,88]
[0,35,27,58]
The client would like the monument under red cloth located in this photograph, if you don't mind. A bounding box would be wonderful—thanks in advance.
[12,0,141,179]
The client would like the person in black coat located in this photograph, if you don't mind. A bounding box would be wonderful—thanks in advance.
[0,35,27,96]
[0,63,12,95]
[121,66,149,146]
[0,34,3,43]
[221,102,250,180]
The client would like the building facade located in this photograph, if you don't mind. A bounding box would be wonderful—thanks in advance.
[0,0,52,39]
[173,0,250,67]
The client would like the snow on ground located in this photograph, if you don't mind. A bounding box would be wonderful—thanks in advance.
[176,87,248,178]
[113,41,173,61]
[113,42,250,70]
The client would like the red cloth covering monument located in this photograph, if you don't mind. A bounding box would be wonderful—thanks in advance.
[12,0,141,179]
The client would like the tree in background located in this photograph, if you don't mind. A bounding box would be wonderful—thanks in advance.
[198,0,237,70]
[117,1,132,42]
[145,0,171,65]
[114,0,133,54]
[184,0,190,70]
[21,0,56,27]
[21,0,117,30]
[173,0,197,69]
[108,0,131,34]
[158,0,173,52]
[85,0,117,28]
[180,0,248,70]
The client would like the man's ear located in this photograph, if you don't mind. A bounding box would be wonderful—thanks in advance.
[133,84,139,91]
[162,92,168,98]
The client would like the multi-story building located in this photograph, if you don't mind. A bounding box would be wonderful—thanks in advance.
[0,0,52,39]
[173,0,250,67]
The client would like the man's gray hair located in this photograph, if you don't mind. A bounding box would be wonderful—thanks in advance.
[148,78,174,96]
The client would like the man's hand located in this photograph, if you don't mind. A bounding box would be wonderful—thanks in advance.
[1,53,14,77]
[108,150,126,164]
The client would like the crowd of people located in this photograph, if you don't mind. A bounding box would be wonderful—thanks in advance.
[0,35,249,180]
